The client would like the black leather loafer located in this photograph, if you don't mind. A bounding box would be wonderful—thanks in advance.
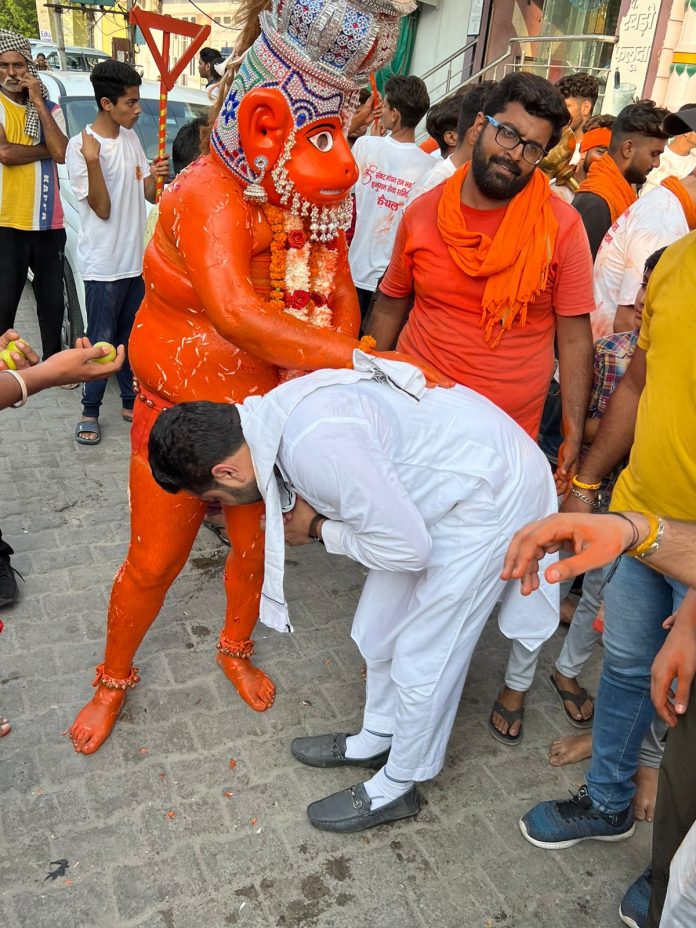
[307,782,421,832]
[290,733,390,769]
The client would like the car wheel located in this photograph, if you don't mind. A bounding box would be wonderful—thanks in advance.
[61,262,85,350]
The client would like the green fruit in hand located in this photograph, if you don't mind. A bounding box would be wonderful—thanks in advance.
[92,341,117,364]
[6,339,29,358]
[0,349,18,370]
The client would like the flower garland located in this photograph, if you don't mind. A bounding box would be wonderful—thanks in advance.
[263,204,340,379]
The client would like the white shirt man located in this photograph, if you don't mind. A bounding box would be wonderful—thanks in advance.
[403,152,457,207]
[592,184,691,339]
[148,354,559,832]
[349,135,433,295]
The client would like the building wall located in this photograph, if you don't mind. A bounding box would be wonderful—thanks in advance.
[409,0,477,84]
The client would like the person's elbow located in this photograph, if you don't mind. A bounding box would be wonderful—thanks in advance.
[398,528,433,571]
[0,145,11,165]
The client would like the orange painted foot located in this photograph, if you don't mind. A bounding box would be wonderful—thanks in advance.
[216,652,276,711]
[66,687,126,754]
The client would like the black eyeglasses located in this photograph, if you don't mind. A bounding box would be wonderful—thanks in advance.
[484,115,548,166]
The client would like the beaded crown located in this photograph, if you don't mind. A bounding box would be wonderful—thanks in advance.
[211,0,415,183]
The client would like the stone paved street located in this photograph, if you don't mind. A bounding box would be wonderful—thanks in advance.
[0,289,651,928]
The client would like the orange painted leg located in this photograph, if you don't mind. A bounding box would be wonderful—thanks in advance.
[215,501,276,711]
[68,452,206,754]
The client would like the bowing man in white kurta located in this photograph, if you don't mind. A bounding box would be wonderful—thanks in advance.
[149,353,559,830]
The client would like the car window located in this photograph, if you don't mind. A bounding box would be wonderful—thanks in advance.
[47,52,60,69]
[85,55,107,71]
[65,53,83,71]
[61,96,210,161]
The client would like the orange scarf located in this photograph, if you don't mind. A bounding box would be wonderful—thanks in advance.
[436,162,558,348]
[661,176,696,230]
[577,153,636,223]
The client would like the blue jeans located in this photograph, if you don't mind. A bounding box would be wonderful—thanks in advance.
[587,555,687,814]
[81,276,144,418]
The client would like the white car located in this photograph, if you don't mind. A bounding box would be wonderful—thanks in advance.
[29,41,112,72]
[39,71,210,347]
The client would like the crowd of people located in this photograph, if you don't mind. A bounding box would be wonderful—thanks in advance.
[1,22,695,928]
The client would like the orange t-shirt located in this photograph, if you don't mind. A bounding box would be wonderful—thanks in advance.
[382,184,595,437]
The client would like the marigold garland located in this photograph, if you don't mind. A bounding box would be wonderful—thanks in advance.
[263,203,341,380]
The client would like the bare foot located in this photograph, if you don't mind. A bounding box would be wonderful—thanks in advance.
[121,409,133,423]
[633,765,658,821]
[552,670,594,722]
[0,716,10,737]
[491,686,526,738]
[216,653,275,711]
[548,732,592,767]
[66,688,126,754]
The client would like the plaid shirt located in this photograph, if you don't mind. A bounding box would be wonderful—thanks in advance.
[584,328,639,507]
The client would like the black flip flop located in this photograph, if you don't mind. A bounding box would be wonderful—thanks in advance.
[548,674,594,729]
[488,699,524,746]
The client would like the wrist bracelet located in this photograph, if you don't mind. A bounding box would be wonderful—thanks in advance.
[604,512,640,552]
[570,486,599,509]
[627,512,664,559]
[0,368,28,407]
[572,475,601,492]
[308,514,326,543]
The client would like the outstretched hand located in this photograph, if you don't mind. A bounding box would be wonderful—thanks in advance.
[45,338,126,385]
[500,512,636,595]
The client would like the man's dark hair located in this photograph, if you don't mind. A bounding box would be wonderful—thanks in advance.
[426,92,465,156]
[90,60,142,109]
[583,113,616,132]
[384,75,430,129]
[556,73,599,107]
[678,102,696,112]
[644,246,667,277]
[199,46,222,65]
[148,401,246,495]
[611,100,670,147]
[456,80,496,139]
[483,72,570,150]
[172,115,207,174]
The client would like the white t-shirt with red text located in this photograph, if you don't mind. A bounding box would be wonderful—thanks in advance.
[349,135,433,291]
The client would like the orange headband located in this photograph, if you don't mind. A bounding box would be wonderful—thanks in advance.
[580,127,612,153]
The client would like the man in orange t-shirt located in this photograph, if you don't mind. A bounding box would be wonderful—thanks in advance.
[366,72,595,742]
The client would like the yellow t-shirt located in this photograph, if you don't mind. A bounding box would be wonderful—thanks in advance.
[0,92,65,231]
[611,230,696,520]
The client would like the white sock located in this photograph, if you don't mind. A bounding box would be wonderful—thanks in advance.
[363,766,414,810]
[345,727,392,760]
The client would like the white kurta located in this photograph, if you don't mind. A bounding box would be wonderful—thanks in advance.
[239,356,558,780]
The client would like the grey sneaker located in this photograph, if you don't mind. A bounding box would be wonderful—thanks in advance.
[291,733,390,769]
[307,782,421,833]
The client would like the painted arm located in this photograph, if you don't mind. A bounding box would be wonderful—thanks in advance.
[171,187,451,384]
[329,236,361,337]
[555,313,594,492]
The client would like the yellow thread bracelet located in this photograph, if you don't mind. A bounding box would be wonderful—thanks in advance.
[572,475,602,492]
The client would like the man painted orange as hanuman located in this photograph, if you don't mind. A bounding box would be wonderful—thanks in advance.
[68,0,448,754]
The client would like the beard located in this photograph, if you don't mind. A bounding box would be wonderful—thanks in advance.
[213,478,263,506]
[625,163,648,186]
[471,137,533,200]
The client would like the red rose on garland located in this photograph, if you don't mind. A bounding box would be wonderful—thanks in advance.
[287,230,307,249]
[311,291,327,306]
[288,289,310,309]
